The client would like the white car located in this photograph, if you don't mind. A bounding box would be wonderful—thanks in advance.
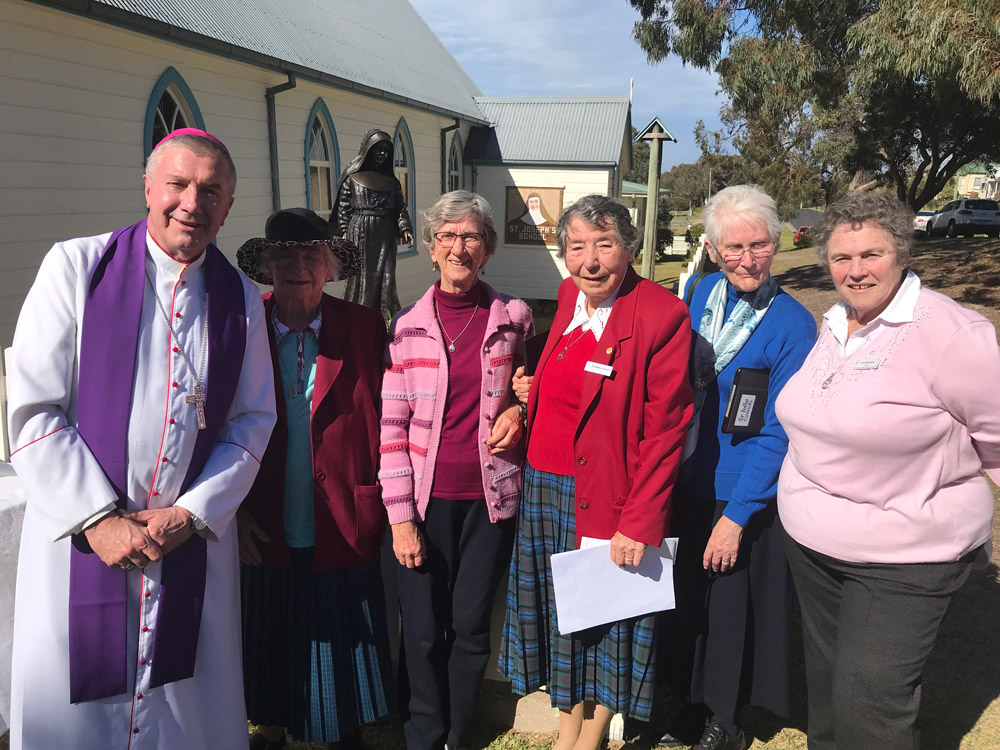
[913,210,933,235]
[927,198,1000,238]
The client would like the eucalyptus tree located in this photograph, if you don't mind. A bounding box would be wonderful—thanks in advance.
[628,0,1000,210]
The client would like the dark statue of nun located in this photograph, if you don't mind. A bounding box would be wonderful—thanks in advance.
[335,129,414,318]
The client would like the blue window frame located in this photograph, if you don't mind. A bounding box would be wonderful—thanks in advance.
[393,118,417,258]
[304,99,341,222]
[143,67,205,160]
[448,131,464,191]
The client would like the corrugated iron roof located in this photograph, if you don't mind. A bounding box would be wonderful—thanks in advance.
[469,97,631,165]
[85,0,486,122]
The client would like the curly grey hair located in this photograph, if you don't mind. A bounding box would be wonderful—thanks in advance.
[144,133,237,197]
[420,190,499,256]
[703,184,782,250]
[814,193,915,270]
[555,195,640,259]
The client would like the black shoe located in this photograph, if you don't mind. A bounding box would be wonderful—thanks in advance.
[652,704,708,748]
[654,728,689,748]
[691,722,748,750]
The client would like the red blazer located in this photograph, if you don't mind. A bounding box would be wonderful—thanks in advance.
[527,267,693,547]
[242,292,387,571]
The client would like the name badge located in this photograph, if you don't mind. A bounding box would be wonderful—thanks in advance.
[584,361,614,378]
[853,357,880,370]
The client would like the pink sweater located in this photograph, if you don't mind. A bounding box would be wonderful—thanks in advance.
[776,284,1000,563]
[379,281,534,525]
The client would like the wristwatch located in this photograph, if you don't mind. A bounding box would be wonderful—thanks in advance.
[188,512,210,535]
[518,402,527,424]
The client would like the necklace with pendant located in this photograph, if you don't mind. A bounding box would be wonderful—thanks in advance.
[277,340,305,400]
[556,328,587,361]
[145,267,209,429]
[435,293,480,353]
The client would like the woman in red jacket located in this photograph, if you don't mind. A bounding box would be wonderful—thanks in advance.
[236,208,390,750]
[501,195,693,750]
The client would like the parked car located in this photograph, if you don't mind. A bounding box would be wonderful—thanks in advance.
[927,199,1000,238]
[794,225,813,246]
[913,210,934,235]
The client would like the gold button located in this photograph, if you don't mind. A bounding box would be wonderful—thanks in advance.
[605,347,613,355]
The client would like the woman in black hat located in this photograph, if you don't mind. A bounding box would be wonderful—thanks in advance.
[237,208,391,750]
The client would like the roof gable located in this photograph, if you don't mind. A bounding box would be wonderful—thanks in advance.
[73,0,486,122]
[468,97,632,165]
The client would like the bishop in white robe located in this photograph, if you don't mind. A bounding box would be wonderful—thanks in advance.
[6,129,276,750]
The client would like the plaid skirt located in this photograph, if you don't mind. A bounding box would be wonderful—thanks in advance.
[241,548,392,743]
[499,463,658,720]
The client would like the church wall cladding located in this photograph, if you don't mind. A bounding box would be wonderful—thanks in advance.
[475,165,614,301]
[0,0,473,347]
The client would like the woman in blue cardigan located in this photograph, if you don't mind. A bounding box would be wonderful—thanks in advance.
[657,185,816,750]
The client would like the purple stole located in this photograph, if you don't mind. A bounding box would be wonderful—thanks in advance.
[68,218,247,703]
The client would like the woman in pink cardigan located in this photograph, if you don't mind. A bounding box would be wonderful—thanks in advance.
[379,190,533,750]
[776,193,1000,750]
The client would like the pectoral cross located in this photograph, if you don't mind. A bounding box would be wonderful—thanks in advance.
[186,383,207,430]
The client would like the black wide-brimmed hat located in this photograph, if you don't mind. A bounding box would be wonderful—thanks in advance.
[237,208,363,285]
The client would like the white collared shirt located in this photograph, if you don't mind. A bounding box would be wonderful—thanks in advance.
[272,307,323,340]
[561,279,626,342]
[823,269,921,356]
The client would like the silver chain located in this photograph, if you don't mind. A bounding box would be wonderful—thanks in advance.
[434,295,480,354]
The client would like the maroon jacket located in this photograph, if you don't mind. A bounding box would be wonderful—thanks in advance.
[527,267,693,547]
[242,292,387,571]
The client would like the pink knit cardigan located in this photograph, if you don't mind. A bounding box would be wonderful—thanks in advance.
[379,281,534,525]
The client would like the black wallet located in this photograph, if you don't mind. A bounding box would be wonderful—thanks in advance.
[721,367,769,434]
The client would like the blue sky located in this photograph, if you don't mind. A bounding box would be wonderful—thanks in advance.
[409,0,726,173]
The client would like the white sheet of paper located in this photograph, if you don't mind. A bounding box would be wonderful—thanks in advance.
[551,537,679,635]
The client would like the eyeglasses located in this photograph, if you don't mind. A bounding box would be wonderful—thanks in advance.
[715,241,776,263]
[271,249,327,268]
[433,232,485,250]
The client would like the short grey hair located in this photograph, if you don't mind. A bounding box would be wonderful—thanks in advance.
[555,194,640,259]
[259,243,341,282]
[814,193,914,270]
[703,184,782,249]
[144,134,238,197]
[420,190,498,256]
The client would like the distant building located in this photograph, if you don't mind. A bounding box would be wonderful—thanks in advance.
[955,163,991,198]
[979,168,1000,201]
[465,97,632,299]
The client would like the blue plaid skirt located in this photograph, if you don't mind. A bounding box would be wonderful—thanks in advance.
[241,548,392,743]
[499,463,658,720]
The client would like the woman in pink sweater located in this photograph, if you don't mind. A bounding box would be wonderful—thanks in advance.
[776,193,1000,750]
[379,190,533,750]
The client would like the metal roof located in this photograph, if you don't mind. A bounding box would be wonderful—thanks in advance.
[42,0,486,123]
[468,97,631,165]
[621,180,669,195]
